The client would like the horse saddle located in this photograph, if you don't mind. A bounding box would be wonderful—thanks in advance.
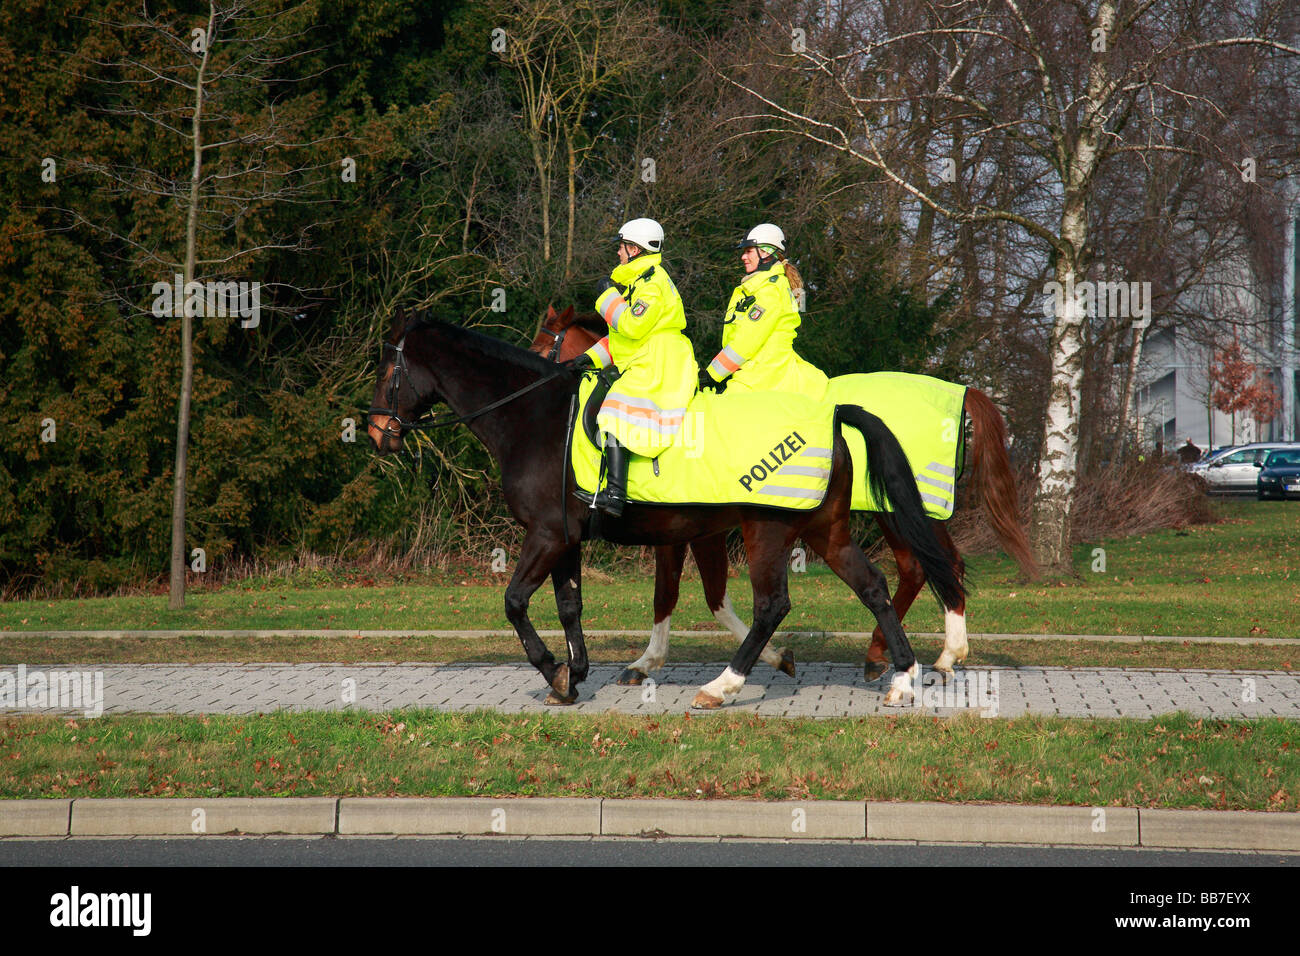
[580,366,619,447]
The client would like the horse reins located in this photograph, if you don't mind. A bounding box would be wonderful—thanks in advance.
[367,337,568,438]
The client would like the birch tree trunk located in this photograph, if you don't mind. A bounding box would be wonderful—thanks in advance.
[1112,323,1146,462]
[1028,0,1115,570]
[1031,249,1087,568]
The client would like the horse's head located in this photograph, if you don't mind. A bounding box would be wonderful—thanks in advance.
[528,305,606,363]
[366,307,437,454]
[529,305,576,361]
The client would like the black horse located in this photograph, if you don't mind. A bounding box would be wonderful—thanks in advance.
[367,311,964,707]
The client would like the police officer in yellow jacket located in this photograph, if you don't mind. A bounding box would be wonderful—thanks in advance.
[702,223,828,400]
[570,218,697,517]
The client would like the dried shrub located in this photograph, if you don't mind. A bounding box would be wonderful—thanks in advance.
[948,459,1217,558]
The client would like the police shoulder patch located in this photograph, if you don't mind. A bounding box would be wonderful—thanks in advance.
[630,300,648,316]
[747,305,765,321]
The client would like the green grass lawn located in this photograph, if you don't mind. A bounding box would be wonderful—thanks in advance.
[3,500,1297,639]
[3,710,1295,809]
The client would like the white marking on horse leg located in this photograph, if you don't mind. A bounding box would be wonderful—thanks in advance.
[700,665,746,702]
[714,593,784,669]
[933,609,969,675]
[883,661,919,706]
[627,616,671,675]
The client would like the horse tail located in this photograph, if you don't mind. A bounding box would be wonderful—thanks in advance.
[837,404,965,611]
[964,388,1038,579]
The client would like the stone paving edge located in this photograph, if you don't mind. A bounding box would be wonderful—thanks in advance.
[2,798,1296,850]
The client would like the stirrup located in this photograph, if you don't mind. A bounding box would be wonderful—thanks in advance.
[593,489,625,518]
[572,487,624,518]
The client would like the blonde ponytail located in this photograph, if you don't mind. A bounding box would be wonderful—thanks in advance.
[782,260,803,296]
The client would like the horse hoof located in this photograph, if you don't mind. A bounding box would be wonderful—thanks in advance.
[616,668,647,686]
[691,690,724,710]
[776,648,796,678]
[882,687,910,707]
[544,690,577,705]
[546,664,577,704]
[864,660,889,682]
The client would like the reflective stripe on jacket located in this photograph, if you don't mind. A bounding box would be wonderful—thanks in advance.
[707,261,828,400]
[583,253,697,457]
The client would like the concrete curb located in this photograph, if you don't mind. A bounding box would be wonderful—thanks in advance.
[1139,808,1300,851]
[602,798,865,839]
[3,798,1296,850]
[0,799,72,836]
[866,801,1138,846]
[69,798,337,836]
[2,629,1296,646]
[339,797,599,835]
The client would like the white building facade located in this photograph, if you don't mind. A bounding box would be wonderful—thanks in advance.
[1132,189,1299,454]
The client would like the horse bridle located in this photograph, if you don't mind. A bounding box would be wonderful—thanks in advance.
[537,324,568,361]
[367,334,569,437]
[367,337,420,438]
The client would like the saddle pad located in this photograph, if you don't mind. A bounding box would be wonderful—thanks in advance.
[826,373,967,519]
[572,375,835,510]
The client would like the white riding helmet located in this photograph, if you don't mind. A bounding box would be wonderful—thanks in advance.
[617,218,663,253]
[738,223,786,254]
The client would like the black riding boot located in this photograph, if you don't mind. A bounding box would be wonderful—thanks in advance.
[592,436,628,517]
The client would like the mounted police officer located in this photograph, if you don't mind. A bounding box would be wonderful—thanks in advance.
[701,223,828,400]
[569,218,696,517]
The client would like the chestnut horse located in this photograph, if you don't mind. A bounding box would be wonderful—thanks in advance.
[529,305,1035,684]
[368,310,964,707]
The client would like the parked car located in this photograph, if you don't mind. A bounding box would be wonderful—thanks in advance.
[1257,449,1300,500]
[1195,442,1300,492]
[1186,445,1239,474]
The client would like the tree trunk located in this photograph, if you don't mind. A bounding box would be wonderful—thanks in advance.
[909,204,934,293]
[1030,257,1087,570]
[169,5,214,610]
[530,135,551,263]
[565,130,576,280]
[1078,323,1115,473]
[1111,322,1147,463]
[1029,0,1114,572]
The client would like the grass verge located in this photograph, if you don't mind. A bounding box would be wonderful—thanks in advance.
[2,710,1295,809]
[0,634,1294,671]
[2,501,1297,639]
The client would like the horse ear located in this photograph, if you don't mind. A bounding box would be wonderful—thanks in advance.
[547,304,557,320]
[388,307,405,343]
[560,305,574,323]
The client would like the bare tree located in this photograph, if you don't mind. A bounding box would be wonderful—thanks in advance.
[497,0,660,278]
[61,1,346,606]
[712,0,1299,570]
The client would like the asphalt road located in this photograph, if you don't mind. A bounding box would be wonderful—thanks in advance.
[4,835,1295,866]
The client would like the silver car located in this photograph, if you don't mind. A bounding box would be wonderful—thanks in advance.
[1195,442,1300,491]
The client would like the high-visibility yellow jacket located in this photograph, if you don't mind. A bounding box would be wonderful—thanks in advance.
[705,261,828,399]
[582,253,697,457]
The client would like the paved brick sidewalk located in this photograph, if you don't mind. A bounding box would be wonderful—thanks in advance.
[2,662,1297,719]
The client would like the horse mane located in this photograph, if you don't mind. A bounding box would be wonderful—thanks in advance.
[570,311,606,337]
[407,314,559,378]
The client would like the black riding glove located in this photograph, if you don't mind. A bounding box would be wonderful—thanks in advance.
[598,277,628,296]
[698,368,725,392]
[564,353,595,372]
